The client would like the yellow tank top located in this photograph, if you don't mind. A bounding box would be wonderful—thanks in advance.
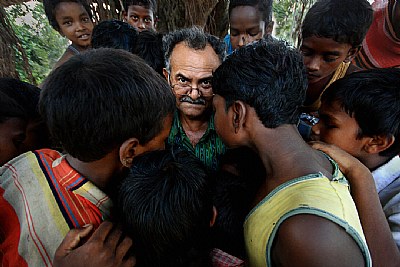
[244,163,371,267]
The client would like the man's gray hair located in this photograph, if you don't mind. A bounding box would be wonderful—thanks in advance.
[162,26,226,73]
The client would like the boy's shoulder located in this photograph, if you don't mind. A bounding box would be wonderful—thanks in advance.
[272,214,367,266]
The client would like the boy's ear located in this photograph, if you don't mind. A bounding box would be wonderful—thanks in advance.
[210,206,218,227]
[265,20,274,35]
[119,137,140,167]
[232,100,247,134]
[344,46,361,63]
[122,11,127,22]
[363,134,395,154]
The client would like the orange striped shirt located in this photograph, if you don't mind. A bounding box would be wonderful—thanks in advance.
[0,149,112,266]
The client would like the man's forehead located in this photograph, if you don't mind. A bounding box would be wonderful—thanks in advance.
[170,42,221,71]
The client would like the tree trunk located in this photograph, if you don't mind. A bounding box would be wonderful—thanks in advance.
[157,0,229,38]
[0,6,35,83]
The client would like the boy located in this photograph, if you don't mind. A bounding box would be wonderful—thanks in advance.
[298,0,373,139]
[212,38,371,266]
[91,19,138,53]
[123,0,156,32]
[311,68,400,249]
[224,0,273,54]
[0,48,175,266]
[44,0,94,68]
[300,0,373,113]
[117,148,244,267]
[134,29,164,76]
[0,78,49,166]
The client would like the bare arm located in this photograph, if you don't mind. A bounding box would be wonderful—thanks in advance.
[310,141,400,267]
[272,214,365,267]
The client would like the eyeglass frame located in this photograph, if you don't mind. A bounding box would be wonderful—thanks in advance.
[167,73,215,98]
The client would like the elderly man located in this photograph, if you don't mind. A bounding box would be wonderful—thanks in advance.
[162,27,226,171]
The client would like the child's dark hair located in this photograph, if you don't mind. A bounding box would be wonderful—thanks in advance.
[39,48,175,162]
[118,148,213,267]
[213,37,307,128]
[92,20,138,53]
[212,147,265,258]
[321,68,400,158]
[122,0,156,12]
[229,0,273,23]
[301,0,373,48]
[0,78,41,123]
[43,0,93,31]
[134,30,164,76]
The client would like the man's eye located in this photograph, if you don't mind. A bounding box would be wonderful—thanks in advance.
[200,80,212,89]
[178,77,189,84]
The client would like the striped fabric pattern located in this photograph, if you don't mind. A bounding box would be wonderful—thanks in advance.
[354,0,400,69]
[0,149,112,266]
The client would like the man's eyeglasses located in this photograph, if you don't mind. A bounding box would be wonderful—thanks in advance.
[168,74,215,98]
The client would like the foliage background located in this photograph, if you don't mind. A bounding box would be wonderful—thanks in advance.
[6,3,68,84]
[2,0,316,84]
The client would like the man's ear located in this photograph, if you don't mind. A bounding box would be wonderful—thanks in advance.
[210,206,218,227]
[232,100,247,133]
[162,68,169,81]
[119,138,140,168]
[363,134,395,154]
[344,46,361,63]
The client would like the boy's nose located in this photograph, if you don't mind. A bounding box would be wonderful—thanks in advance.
[238,35,246,47]
[76,22,86,31]
[311,123,321,139]
[138,20,146,30]
[307,57,321,72]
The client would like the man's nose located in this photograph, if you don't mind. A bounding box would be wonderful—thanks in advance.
[188,87,201,99]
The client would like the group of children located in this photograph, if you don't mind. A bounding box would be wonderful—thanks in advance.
[1,0,400,266]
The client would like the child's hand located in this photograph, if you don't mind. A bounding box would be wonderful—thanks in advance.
[309,141,372,181]
[54,221,136,267]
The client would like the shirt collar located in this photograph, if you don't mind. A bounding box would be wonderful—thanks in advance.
[53,155,113,220]
[372,155,400,193]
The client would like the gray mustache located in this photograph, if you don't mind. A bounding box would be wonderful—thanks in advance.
[180,96,206,105]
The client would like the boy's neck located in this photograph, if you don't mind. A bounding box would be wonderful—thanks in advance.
[71,43,90,52]
[305,75,332,105]
[250,124,333,200]
[363,154,393,172]
[65,149,122,193]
